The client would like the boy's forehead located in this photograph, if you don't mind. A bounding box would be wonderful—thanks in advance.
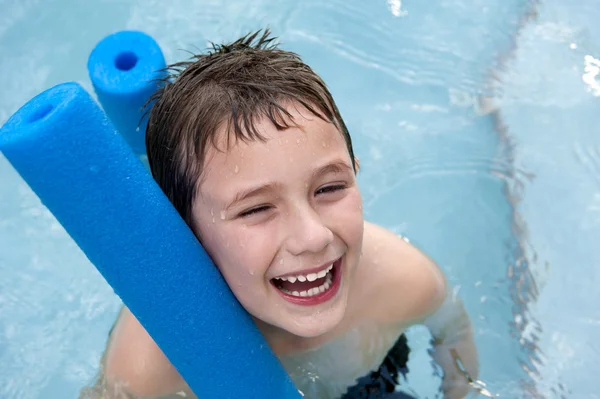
[208,105,338,158]
[197,109,349,198]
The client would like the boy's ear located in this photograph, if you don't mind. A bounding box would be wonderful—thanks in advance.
[354,157,360,173]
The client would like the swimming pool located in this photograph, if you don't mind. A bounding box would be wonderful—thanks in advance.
[0,0,598,397]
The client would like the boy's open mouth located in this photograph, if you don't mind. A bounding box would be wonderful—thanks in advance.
[271,258,342,306]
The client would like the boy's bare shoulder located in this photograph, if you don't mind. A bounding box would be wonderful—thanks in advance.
[358,221,446,324]
[103,307,192,398]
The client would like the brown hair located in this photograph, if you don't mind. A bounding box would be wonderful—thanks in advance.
[145,29,355,228]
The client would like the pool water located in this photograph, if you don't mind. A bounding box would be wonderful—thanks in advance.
[1,0,598,398]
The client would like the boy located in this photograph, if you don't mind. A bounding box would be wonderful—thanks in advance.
[83,30,478,398]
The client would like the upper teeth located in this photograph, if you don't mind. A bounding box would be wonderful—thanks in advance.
[275,263,333,282]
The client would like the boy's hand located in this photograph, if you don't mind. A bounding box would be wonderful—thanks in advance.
[423,292,480,398]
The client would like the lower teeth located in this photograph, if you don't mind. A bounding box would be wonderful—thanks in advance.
[280,274,333,297]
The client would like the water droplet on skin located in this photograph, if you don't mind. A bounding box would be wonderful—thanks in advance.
[322,141,328,148]
[234,165,239,173]
[210,209,214,216]
[249,270,255,276]
[212,217,216,223]
[296,139,301,144]
[280,259,284,264]
[220,211,226,220]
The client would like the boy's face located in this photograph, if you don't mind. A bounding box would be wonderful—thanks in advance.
[192,103,364,339]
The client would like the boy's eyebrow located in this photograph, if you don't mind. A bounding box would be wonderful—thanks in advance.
[225,183,281,210]
[225,160,353,210]
[311,160,353,181]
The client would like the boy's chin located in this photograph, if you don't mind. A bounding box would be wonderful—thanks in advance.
[253,308,346,341]
[251,287,350,341]
[285,323,339,339]
[279,305,347,339]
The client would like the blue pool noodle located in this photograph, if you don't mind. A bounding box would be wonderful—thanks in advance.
[88,30,166,155]
[0,83,300,399]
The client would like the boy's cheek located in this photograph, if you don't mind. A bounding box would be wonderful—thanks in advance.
[337,190,364,222]
[326,193,364,241]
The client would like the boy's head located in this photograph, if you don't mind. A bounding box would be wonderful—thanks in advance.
[146,30,355,227]
[146,30,364,339]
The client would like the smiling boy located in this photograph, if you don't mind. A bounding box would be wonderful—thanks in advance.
[83,30,478,399]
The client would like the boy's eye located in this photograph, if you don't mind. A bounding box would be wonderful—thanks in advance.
[238,205,271,218]
[315,184,346,195]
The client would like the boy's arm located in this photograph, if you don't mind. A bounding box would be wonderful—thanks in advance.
[90,307,194,399]
[423,292,479,399]
[362,222,478,396]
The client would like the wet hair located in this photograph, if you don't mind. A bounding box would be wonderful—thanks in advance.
[145,29,355,228]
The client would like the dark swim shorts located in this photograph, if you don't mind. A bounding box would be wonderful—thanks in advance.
[341,334,416,399]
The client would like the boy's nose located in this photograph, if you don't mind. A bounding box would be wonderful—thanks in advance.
[284,206,334,256]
